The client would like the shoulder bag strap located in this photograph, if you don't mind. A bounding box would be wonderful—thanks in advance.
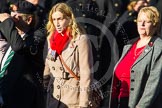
[59,55,79,80]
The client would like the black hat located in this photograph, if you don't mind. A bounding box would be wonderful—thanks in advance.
[13,1,36,14]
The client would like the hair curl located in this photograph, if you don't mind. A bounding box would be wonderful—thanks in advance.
[46,3,85,41]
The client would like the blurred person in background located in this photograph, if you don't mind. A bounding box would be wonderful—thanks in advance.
[109,0,148,57]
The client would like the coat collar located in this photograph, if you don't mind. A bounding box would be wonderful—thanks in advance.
[61,42,78,61]
[61,35,81,61]
[132,36,157,67]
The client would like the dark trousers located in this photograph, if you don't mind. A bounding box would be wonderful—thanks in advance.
[111,97,129,108]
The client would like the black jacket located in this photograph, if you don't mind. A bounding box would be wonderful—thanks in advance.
[0,18,46,108]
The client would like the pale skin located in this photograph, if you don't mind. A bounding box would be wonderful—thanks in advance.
[136,12,155,48]
[52,11,70,34]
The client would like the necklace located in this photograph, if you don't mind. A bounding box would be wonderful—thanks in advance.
[134,45,145,59]
[133,37,151,59]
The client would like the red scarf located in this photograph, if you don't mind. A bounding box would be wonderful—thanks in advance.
[50,29,70,54]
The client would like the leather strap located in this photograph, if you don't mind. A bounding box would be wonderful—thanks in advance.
[59,55,79,80]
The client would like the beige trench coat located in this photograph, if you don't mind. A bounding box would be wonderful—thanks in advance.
[44,34,93,108]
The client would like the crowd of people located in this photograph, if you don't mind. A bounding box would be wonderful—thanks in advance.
[0,0,162,108]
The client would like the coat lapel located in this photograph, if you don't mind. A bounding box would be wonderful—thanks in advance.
[132,45,152,67]
[61,35,81,61]
[61,42,78,61]
[119,37,139,61]
[121,45,132,59]
[132,36,156,67]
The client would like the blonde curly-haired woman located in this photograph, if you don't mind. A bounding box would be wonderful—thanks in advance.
[44,3,94,108]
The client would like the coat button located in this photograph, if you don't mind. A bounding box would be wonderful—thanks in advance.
[84,25,87,28]
[57,85,60,89]
[129,12,132,16]
[131,79,135,82]
[60,67,63,71]
[82,14,86,17]
[114,3,119,7]
[131,88,134,91]
[116,13,120,17]
[131,70,134,73]
[56,95,60,99]
[52,66,55,70]
[79,3,82,6]
[134,19,137,22]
